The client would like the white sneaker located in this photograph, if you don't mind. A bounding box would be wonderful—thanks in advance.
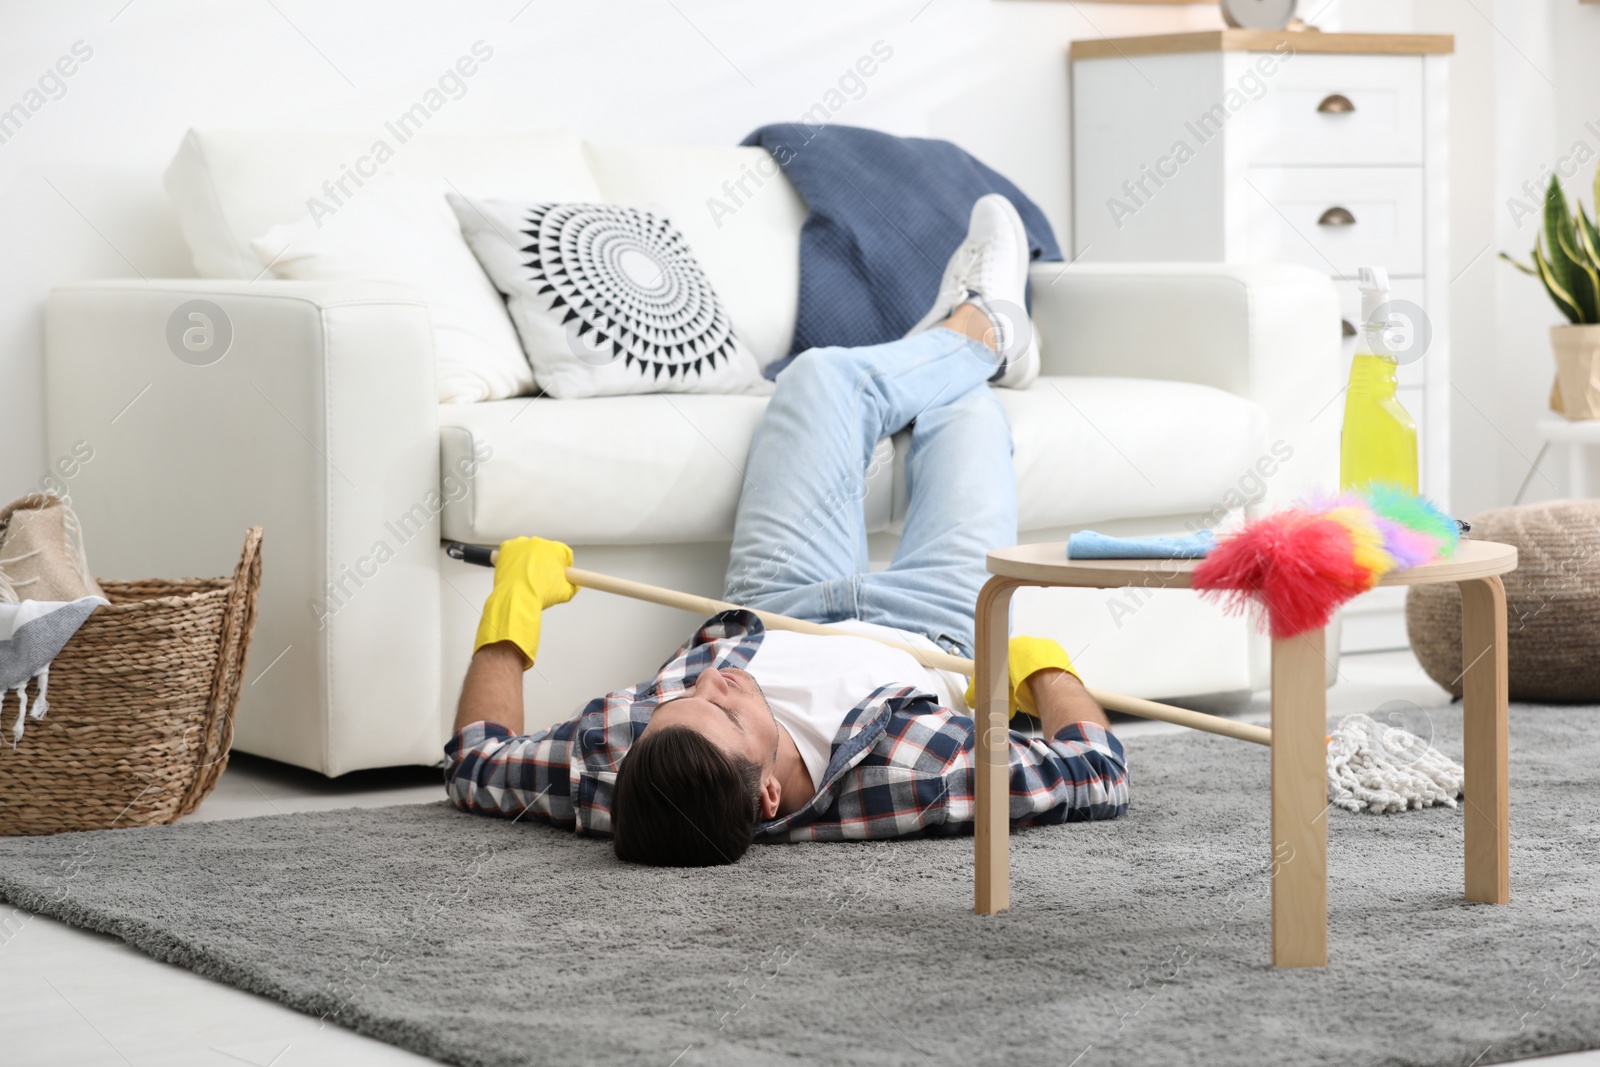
[905,193,1039,389]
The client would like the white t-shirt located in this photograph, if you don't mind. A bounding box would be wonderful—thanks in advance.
[744,620,969,791]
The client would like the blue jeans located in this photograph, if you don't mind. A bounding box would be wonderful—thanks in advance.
[723,328,1017,658]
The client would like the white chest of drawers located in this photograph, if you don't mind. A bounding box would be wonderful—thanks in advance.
[1070,30,1454,508]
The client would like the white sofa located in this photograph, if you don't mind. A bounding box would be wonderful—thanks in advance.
[43,129,1341,776]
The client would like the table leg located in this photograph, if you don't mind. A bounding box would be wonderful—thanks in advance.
[1271,627,1329,968]
[974,576,1018,916]
[1459,576,1510,905]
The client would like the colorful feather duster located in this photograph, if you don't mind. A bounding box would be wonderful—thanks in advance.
[1193,484,1458,639]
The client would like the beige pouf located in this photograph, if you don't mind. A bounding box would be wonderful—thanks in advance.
[1406,499,1600,702]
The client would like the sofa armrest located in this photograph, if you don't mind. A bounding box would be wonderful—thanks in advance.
[1029,262,1342,503]
[45,279,442,775]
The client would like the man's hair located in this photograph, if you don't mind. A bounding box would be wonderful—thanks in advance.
[612,725,763,867]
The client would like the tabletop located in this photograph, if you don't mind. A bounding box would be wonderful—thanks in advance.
[986,539,1517,589]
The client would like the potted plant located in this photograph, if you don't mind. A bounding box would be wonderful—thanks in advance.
[1502,173,1600,419]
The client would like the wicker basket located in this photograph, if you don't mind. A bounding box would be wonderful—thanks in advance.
[0,528,263,835]
[1407,500,1600,703]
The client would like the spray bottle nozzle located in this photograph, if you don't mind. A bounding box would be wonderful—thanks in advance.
[1357,265,1392,332]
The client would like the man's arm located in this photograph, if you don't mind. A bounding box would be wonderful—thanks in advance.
[1026,668,1111,736]
[458,533,577,735]
[453,641,528,735]
[446,536,580,823]
[1001,668,1127,822]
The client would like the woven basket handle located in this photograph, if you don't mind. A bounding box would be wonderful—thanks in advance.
[177,527,264,816]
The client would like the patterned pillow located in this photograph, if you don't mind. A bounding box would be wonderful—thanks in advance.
[448,195,768,399]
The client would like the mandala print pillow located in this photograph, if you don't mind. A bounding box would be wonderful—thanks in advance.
[448,195,768,399]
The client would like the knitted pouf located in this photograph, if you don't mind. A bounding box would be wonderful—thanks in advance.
[1406,498,1600,702]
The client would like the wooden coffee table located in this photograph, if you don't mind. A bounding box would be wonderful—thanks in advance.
[972,539,1517,967]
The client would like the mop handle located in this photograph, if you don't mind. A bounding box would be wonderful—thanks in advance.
[445,542,1271,747]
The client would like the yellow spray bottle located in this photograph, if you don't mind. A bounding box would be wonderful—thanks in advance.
[1340,266,1418,493]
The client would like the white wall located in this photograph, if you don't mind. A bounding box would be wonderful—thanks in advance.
[0,0,1230,505]
[1512,0,1600,506]
[1406,0,1600,516]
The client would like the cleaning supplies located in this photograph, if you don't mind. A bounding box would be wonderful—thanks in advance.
[1327,713,1464,813]
[961,635,1080,716]
[473,536,579,668]
[1193,484,1458,638]
[1340,266,1419,493]
[1065,529,1215,559]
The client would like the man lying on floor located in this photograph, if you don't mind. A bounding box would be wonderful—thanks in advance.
[444,195,1129,866]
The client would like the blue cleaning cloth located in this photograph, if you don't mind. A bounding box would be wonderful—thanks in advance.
[1067,530,1216,560]
[739,124,1062,378]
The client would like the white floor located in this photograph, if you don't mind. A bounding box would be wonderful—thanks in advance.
[2,650,1595,1067]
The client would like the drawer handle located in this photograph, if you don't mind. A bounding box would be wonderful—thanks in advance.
[1318,206,1357,227]
[1317,93,1356,114]
[1342,318,1357,338]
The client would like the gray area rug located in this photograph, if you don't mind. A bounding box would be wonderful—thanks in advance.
[3,705,1598,1067]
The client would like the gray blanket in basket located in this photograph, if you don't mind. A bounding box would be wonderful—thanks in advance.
[0,596,107,743]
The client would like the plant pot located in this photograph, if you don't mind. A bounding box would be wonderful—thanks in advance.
[1551,324,1600,419]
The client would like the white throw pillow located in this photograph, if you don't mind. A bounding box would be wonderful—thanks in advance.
[448,194,768,400]
[583,142,807,369]
[166,128,603,280]
[251,177,534,404]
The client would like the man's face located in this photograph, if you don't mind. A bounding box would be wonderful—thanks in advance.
[648,666,779,769]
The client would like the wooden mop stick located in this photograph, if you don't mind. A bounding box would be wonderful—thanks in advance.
[446,543,1271,747]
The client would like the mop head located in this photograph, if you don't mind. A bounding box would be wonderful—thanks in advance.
[1193,484,1458,639]
[1326,713,1465,814]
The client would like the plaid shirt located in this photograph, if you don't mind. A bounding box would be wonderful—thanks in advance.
[444,610,1129,841]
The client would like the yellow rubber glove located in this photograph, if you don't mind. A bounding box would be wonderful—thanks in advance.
[473,537,578,669]
[963,636,1079,717]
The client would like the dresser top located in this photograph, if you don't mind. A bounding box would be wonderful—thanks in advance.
[1069,30,1454,61]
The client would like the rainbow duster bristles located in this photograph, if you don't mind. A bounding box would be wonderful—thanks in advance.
[1363,483,1458,558]
[1193,484,1458,638]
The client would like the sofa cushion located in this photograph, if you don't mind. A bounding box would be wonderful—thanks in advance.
[447,196,768,399]
[166,128,602,279]
[251,176,534,405]
[991,376,1270,533]
[441,393,771,547]
[583,143,806,368]
[440,376,1270,547]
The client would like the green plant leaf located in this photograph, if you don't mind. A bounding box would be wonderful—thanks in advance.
[1535,238,1585,324]
[1543,175,1587,318]
[1546,173,1576,248]
[1576,205,1600,325]
[1500,251,1539,276]
[1557,225,1600,322]
[1593,163,1600,232]
[1578,203,1600,270]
